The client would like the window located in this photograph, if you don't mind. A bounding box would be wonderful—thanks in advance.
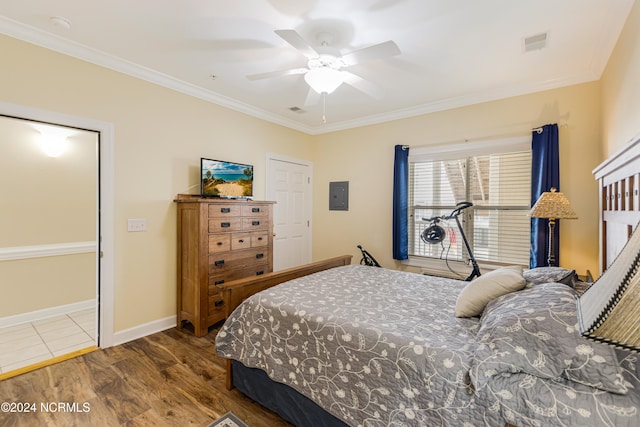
[408,139,532,266]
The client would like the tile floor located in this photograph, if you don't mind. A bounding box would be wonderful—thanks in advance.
[0,308,96,374]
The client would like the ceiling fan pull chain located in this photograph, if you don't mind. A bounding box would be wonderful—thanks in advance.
[322,93,327,123]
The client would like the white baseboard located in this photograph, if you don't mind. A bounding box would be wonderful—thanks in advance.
[111,316,177,347]
[0,299,96,329]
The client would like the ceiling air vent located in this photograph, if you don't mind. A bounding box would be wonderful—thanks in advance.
[523,32,548,52]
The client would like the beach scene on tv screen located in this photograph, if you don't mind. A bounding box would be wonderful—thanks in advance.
[202,160,253,197]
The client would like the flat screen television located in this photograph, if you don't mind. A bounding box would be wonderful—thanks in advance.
[201,158,253,198]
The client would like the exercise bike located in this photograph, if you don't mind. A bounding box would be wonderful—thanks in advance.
[421,201,481,281]
[357,244,381,267]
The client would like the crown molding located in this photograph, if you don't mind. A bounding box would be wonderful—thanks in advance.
[308,73,599,134]
[0,16,316,134]
[0,16,604,136]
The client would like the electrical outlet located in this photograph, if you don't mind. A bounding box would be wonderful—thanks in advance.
[127,218,147,232]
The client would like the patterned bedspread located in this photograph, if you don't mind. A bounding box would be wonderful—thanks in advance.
[215,265,640,427]
[215,265,502,426]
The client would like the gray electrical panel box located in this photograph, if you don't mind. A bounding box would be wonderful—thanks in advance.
[329,181,349,211]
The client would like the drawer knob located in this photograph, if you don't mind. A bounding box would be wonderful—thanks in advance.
[214,280,225,285]
[252,221,260,226]
[214,260,225,266]
[252,208,260,213]
[221,208,231,213]
[217,241,224,246]
[238,239,244,243]
[214,300,224,307]
[256,270,264,276]
[256,253,264,259]
[257,237,263,241]
[221,222,231,228]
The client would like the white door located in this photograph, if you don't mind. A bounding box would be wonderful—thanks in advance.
[267,155,312,271]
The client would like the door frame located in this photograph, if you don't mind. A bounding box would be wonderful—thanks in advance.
[0,100,115,347]
[266,152,313,268]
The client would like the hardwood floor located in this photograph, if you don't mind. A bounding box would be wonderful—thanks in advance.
[0,326,292,427]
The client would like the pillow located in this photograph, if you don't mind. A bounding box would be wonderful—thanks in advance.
[469,283,627,394]
[455,265,525,317]
[562,343,629,393]
[523,266,577,288]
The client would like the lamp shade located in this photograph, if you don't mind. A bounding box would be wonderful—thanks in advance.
[578,223,640,352]
[530,187,578,219]
[304,67,344,94]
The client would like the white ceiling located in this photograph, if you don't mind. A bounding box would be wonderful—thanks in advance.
[0,0,635,134]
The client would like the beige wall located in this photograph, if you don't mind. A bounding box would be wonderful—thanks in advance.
[0,35,314,332]
[0,116,97,316]
[601,0,640,158]
[0,255,96,316]
[0,117,97,246]
[312,83,602,277]
[3,7,638,334]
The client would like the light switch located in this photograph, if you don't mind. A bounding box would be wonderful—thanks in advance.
[127,218,147,232]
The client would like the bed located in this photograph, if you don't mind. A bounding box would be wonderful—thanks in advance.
[215,134,640,427]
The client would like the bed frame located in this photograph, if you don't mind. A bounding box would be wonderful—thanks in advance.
[217,254,353,389]
[593,132,640,271]
[213,136,640,426]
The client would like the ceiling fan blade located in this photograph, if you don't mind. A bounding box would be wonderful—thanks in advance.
[275,29,319,59]
[342,71,383,99]
[246,67,308,81]
[341,40,401,66]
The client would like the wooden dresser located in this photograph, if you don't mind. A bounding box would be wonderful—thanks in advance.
[175,195,275,336]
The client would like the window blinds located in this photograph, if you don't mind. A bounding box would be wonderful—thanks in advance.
[409,149,531,265]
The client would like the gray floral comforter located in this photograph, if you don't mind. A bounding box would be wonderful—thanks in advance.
[215,265,502,426]
[469,282,640,427]
[215,265,640,427]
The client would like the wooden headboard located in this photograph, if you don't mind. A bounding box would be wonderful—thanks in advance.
[593,132,640,272]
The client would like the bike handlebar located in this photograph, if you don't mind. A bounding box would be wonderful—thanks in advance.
[422,201,474,222]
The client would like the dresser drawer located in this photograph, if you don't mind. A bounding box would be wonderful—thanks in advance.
[208,234,231,253]
[207,295,225,317]
[231,233,252,250]
[208,248,270,274]
[242,217,268,230]
[208,262,269,288]
[251,232,268,247]
[241,205,269,218]
[209,218,242,233]
[208,204,241,218]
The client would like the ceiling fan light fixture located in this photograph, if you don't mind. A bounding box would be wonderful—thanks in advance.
[304,67,344,94]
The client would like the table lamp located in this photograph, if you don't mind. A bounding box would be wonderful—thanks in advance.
[530,187,578,266]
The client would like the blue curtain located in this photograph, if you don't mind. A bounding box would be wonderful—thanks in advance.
[393,145,409,260]
[530,124,560,268]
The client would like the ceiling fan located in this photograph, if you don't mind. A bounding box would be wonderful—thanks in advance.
[247,29,401,113]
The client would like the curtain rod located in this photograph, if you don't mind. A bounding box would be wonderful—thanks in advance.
[403,123,568,149]
[532,123,568,134]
